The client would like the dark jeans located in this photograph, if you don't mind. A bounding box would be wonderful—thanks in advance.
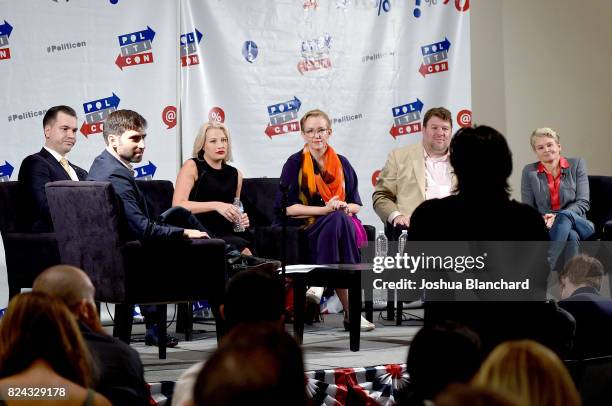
[548,210,595,270]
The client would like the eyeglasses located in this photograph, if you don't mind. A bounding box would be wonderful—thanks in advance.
[303,127,330,137]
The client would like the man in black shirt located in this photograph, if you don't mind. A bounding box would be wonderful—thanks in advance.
[33,265,150,406]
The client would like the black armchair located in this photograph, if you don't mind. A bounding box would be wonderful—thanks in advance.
[45,180,227,359]
[0,181,60,299]
[241,177,375,263]
[588,175,612,240]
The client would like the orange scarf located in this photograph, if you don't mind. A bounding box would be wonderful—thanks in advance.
[299,145,345,208]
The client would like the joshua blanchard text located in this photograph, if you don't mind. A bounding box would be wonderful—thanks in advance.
[373,278,530,290]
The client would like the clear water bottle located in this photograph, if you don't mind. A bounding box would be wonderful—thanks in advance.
[398,229,408,255]
[375,230,388,258]
[233,197,245,232]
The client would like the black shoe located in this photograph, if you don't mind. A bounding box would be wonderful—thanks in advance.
[144,330,179,348]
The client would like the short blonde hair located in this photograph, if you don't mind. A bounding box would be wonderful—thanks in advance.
[530,127,560,150]
[299,109,331,132]
[472,340,580,406]
[192,121,233,162]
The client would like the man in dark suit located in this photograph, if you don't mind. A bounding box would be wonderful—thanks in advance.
[559,254,612,358]
[87,109,208,347]
[88,109,279,347]
[33,265,150,406]
[18,105,88,232]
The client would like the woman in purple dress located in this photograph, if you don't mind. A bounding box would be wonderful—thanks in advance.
[275,109,372,331]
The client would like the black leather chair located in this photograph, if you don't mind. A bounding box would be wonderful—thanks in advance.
[566,355,612,406]
[0,181,60,299]
[45,180,227,359]
[588,175,612,240]
[241,177,376,263]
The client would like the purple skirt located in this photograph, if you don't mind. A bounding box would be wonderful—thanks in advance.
[306,211,361,265]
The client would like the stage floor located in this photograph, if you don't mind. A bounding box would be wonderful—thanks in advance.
[106,309,424,383]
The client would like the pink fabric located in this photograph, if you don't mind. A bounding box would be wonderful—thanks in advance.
[424,150,453,200]
[350,216,368,249]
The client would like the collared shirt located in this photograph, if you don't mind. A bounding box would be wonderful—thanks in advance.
[43,146,79,181]
[105,146,134,171]
[537,156,570,211]
[387,148,453,225]
[424,149,452,200]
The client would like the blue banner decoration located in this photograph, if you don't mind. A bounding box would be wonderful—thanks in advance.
[392,98,423,117]
[0,161,14,178]
[83,93,121,114]
[134,161,157,179]
[267,96,302,115]
[0,20,13,38]
[421,38,451,56]
[118,26,156,46]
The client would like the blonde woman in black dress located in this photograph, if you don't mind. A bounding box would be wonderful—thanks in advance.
[173,121,252,254]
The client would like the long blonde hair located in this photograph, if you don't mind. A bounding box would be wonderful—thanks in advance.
[192,121,233,162]
[472,340,580,406]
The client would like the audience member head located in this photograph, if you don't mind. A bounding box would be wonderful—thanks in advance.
[406,321,482,401]
[102,109,147,164]
[0,292,94,387]
[192,121,233,162]
[221,269,285,330]
[559,253,605,299]
[192,322,307,406]
[434,383,519,406]
[42,105,78,156]
[450,125,512,198]
[421,107,453,157]
[33,265,103,333]
[472,339,580,406]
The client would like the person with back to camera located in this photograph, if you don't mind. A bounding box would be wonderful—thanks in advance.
[399,321,482,406]
[558,253,612,358]
[33,265,149,406]
[172,121,254,256]
[472,339,581,406]
[409,125,576,356]
[275,108,373,331]
[521,127,595,270]
[0,292,110,406]
[192,322,308,406]
[171,268,286,406]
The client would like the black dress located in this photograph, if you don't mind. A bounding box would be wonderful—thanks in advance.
[188,158,251,251]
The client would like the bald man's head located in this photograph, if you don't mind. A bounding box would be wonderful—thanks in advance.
[32,265,104,333]
[33,265,95,307]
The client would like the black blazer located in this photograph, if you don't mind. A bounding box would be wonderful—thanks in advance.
[560,286,612,358]
[87,149,184,241]
[18,147,87,232]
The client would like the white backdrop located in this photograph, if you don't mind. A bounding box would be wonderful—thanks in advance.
[0,0,471,307]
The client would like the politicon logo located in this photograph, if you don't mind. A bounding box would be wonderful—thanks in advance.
[264,97,302,138]
[0,20,13,61]
[419,38,451,77]
[389,99,423,138]
[115,26,156,70]
[180,28,203,67]
[80,93,120,137]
